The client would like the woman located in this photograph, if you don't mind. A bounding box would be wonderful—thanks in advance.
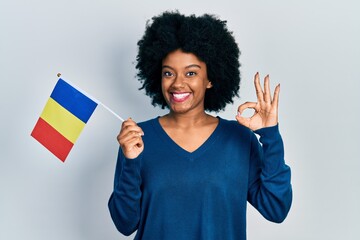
[108,11,292,240]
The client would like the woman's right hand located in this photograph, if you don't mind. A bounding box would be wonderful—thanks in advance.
[117,118,144,159]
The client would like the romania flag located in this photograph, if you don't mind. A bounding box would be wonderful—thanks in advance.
[31,79,98,162]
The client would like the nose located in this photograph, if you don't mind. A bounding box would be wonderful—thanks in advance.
[172,74,185,89]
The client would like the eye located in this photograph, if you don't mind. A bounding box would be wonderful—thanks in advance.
[162,71,174,77]
[186,71,197,77]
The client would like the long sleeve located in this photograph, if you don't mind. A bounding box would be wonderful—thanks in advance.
[247,124,292,223]
[108,148,142,236]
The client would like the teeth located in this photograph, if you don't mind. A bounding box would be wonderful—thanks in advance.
[173,93,190,99]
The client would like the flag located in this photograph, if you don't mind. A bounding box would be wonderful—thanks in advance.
[31,78,98,162]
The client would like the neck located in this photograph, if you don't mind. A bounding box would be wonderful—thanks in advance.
[163,110,212,128]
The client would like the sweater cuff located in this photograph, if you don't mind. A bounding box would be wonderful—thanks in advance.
[254,124,280,138]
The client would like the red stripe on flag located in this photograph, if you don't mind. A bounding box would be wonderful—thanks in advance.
[31,117,74,162]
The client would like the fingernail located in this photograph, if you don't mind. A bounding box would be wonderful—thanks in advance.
[237,111,241,117]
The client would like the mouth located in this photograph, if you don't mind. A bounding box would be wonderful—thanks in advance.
[170,92,191,103]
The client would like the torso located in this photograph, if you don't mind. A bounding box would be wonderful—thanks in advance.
[132,117,252,240]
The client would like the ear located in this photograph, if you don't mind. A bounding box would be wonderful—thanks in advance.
[206,81,213,89]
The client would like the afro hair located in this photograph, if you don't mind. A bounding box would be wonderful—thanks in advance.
[136,11,241,112]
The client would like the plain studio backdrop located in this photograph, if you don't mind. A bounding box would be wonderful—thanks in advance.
[1,0,359,239]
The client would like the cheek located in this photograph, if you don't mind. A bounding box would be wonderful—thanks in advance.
[161,79,170,97]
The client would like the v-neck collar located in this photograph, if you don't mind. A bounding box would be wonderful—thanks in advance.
[151,116,223,161]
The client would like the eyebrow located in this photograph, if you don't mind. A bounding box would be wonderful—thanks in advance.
[162,64,202,70]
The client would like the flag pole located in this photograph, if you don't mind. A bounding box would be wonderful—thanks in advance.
[98,102,125,122]
[57,73,125,122]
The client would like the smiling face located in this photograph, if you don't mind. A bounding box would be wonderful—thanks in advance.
[161,49,212,115]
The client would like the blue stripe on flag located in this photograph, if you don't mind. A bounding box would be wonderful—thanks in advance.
[50,79,98,123]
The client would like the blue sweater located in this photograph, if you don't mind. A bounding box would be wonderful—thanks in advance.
[108,117,292,240]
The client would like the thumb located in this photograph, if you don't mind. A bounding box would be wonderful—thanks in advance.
[236,113,250,128]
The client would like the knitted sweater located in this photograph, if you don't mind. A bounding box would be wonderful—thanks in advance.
[108,117,292,240]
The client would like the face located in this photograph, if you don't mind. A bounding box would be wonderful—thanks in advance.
[161,49,212,115]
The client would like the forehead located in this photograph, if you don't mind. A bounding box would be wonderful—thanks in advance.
[162,49,205,68]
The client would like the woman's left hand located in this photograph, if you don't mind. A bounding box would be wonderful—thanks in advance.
[236,72,280,131]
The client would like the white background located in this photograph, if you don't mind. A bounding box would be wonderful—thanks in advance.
[1,0,359,239]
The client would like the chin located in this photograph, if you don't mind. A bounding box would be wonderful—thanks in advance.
[169,104,192,114]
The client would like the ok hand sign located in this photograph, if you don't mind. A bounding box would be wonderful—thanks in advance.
[236,72,280,131]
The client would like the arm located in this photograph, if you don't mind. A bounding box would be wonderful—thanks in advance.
[108,151,142,235]
[247,125,292,223]
[108,119,144,235]
[236,73,292,222]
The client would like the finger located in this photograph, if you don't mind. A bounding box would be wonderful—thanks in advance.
[121,138,144,158]
[120,119,133,133]
[118,128,143,145]
[235,114,251,128]
[121,118,136,128]
[272,83,280,109]
[123,137,143,150]
[237,102,257,115]
[254,72,264,102]
[120,118,144,135]
[119,130,143,145]
[120,125,144,136]
[263,74,272,103]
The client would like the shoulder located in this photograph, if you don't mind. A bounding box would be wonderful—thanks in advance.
[217,117,259,145]
[215,117,257,152]
[136,117,160,137]
[137,117,158,127]
[218,117,252,136]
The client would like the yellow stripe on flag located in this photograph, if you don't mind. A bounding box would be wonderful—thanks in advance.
[40,98,86,143]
